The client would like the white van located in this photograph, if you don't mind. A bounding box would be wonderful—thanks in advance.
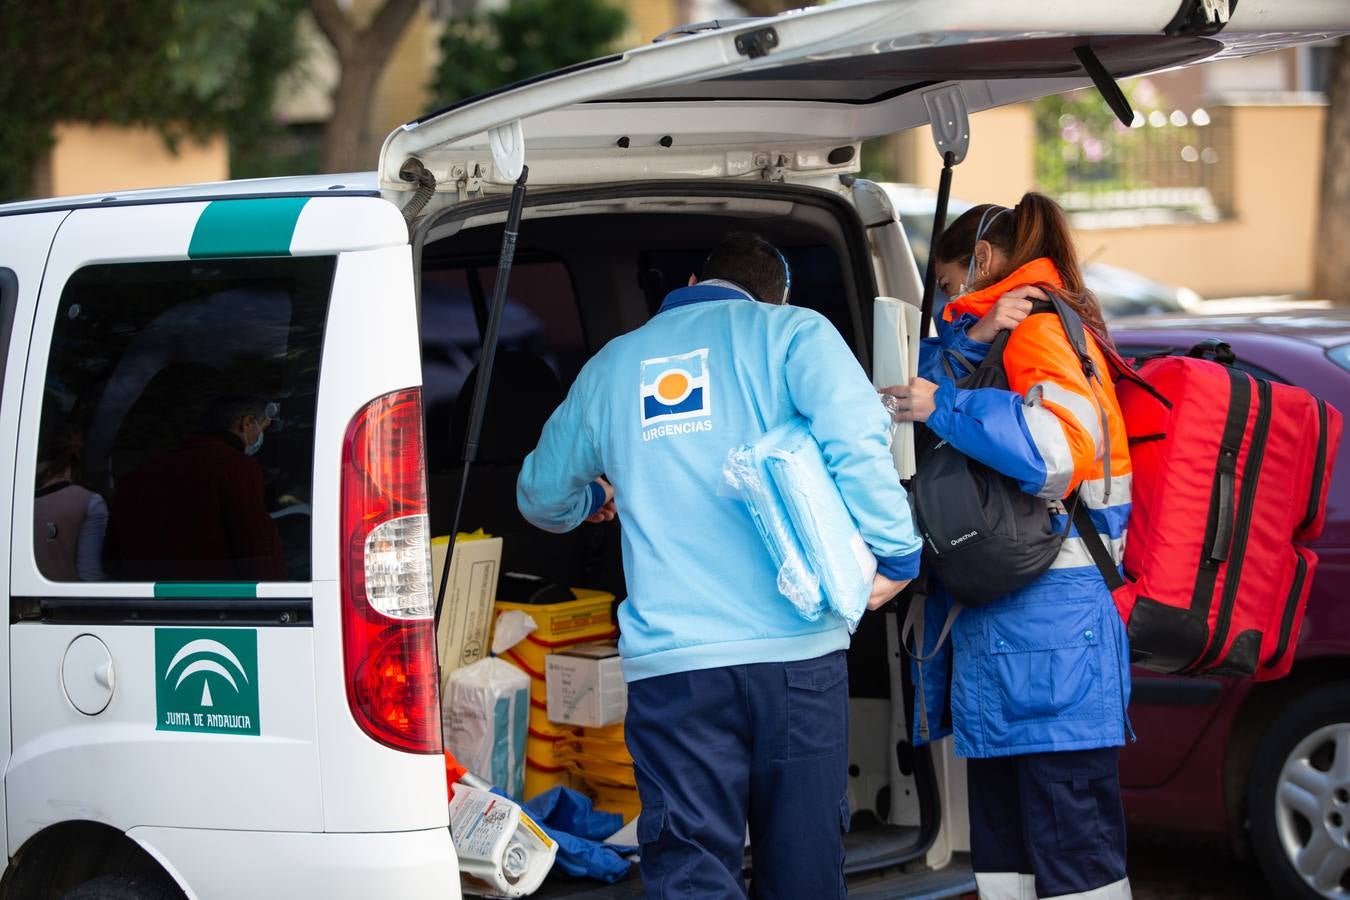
[0,2,1344,898]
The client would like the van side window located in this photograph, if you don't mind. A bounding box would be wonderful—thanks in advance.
[421,259,585,471]
[36,257,334,584]
[0,267,17,401]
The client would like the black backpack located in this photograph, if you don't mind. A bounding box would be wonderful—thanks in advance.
[910,296,1104,606]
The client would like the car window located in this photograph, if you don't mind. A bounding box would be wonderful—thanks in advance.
[1329,343,1350,374]
[37,257,334,583]
[421,260,585,400]
[420,259,585,470]
[1115,342,1288,385]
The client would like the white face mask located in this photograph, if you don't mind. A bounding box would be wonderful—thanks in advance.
[964,206,1011,292]
[241,418,264,456]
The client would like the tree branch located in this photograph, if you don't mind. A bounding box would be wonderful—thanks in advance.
[365,0,422,61]
[309,0,355,61]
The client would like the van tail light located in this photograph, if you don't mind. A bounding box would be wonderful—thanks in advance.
[340,388,442,754]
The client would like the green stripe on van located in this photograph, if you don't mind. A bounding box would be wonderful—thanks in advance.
[188,197,310,258]
[154,583,259,599]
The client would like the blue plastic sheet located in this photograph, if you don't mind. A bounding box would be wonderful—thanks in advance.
[519,787,637,883]
[725,417,876,631]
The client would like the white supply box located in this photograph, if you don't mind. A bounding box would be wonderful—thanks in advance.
[433,533,504,681]
[545,644,627,728]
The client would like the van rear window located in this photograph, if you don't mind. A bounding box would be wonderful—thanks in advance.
[36,257,333,584]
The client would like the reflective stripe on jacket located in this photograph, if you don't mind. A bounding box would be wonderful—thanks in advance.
[915,258,1133,758]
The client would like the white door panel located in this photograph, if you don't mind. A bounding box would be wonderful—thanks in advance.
[7,625,324,848]
[309,245,447,832]
[5,197,441,859]
[0,210,71,861]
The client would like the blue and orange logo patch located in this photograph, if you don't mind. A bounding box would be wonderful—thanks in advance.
[640,349,711,427]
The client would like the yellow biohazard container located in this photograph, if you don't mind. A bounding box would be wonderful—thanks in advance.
[495,588,618,676]
[590,782,642,822]
[495,588,617,801]
[561,721,640,820]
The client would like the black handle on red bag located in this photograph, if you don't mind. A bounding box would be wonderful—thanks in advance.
[1186,339,1237,366]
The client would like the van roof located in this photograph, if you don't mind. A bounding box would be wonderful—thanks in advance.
[0,172,380,217]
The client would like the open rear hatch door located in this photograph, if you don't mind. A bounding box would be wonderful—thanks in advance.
[380,0,1348,198]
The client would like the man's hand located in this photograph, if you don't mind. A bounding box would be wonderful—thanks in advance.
[880,378,938,423]
[584,477,617,524]
[967,284,1046,344]
[868,572,911,610]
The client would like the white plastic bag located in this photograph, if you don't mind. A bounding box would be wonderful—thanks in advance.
[492,610,538,656]
[442,658,530,799]
[725,417,876,631]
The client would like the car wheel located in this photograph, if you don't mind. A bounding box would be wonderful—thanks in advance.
[62,874,183,900]
[1247,682,1350,898]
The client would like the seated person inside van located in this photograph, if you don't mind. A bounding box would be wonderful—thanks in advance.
[103,394,285,582]
[34,417,107,582]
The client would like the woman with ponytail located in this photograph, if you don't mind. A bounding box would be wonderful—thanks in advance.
[886,193,1134,900]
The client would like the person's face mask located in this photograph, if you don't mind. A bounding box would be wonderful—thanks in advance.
[962,207,1011,294]
[243,416,267,456]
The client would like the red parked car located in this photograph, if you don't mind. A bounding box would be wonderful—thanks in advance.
[1112,310,1350,900]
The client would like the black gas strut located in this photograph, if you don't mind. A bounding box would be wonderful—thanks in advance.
[918,150,957,341]
[434,166,530,637]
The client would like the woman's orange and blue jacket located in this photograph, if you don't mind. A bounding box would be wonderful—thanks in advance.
[913,258,1135,758]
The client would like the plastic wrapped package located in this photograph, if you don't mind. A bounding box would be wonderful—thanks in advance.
[443,658,531,800]
[724,437,827,623]
[725,417,876,631]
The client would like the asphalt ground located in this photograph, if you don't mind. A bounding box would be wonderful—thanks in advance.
[1128,832,1274,900]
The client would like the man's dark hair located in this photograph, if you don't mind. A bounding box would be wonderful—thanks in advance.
[200,394,268,435]
[702,232,789,303]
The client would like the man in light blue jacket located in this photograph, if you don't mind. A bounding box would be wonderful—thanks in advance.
[517,233,922,899]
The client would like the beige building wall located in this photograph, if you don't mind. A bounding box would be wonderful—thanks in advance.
[1083,103,1324,298]
[895,101,1325,299]
[621,0,683,45]
[42,124,229,198]
[894,104,1036,209]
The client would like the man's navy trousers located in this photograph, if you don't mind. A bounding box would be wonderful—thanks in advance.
[625,650,850,899]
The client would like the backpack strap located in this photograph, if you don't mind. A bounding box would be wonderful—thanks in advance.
[939,347,977,381]
[899,580,961,743]
[1072,502,1126,592]
[1032,293,1117,505]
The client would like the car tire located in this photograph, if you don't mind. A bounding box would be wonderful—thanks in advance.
[62,874,182,900]
[1246,681,1350,899]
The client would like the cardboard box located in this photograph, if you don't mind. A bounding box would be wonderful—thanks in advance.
[545,643,627,728]
[433,532,503,682]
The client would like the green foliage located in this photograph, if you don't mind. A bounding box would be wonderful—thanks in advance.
[0,0,305,201]
[431,0,628,108]
[859,137,899,184]
[1033,79,1163,195]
